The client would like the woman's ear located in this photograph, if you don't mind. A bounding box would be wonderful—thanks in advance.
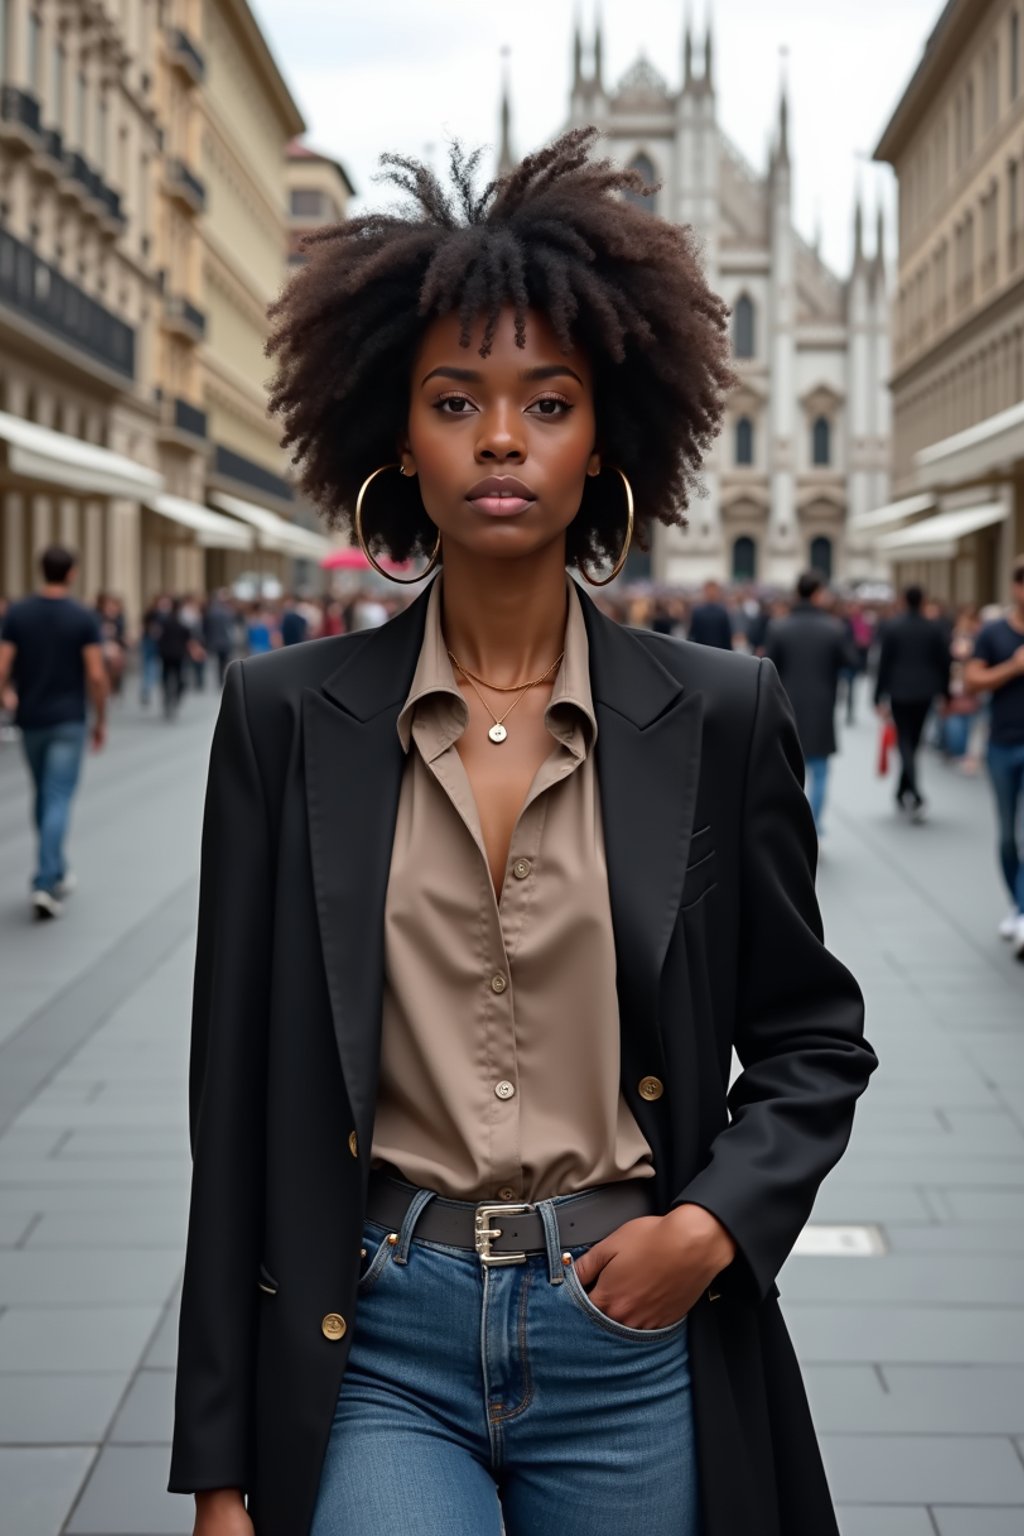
[587,449,601,477]
[397,439,416,477]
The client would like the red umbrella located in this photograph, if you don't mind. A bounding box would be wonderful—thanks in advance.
[320,545,422,576]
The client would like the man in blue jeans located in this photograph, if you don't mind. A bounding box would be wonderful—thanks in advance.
[0,545,108,919]
[966,557,1024,959]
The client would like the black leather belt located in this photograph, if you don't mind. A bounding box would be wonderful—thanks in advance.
[366,1171,657,1266]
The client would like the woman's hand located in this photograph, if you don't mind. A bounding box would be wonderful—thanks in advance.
[571,1204,737,1330]
[193,1489,253,1536]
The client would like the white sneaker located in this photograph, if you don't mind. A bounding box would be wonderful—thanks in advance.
[32,890,63,920]
[999,910,1020,940]
[1014,916,1024,962]
[54,870,77,899]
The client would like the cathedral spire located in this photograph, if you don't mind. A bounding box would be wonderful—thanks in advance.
[853,186,865,268]
[594,4,604,91]
[684,3,694,85]
[704,2,714,90]
[775,47,790,168]
[572,9,583,90]
[498,48,515,176]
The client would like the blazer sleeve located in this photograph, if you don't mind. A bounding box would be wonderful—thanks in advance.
[169,661,271,1495]
[673,658,878,1303]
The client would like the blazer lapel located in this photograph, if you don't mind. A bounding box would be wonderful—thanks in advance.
[302,586,432,1157]
[578,584,704,1041]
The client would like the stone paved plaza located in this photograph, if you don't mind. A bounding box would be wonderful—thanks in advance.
[0,674,1022,1535]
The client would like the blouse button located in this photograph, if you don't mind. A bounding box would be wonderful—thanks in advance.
[490,973,508,994]
[498,1186,518,1201]
[494,1080,516,1101]
[512,858,531,880]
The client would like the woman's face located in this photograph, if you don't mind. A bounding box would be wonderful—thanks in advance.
[401,304,600,562]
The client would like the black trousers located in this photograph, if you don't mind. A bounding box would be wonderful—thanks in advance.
[891,699,931,805]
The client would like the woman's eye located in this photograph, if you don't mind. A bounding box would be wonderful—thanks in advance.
[435,395,476,415]
[528,397,572,417]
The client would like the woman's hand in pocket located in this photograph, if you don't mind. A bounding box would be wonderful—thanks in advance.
[572,1205,737,1330]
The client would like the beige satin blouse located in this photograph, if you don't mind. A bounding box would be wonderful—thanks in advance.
[370,572,654,1203]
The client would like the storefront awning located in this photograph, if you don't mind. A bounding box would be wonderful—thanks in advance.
[874,502,1007,562]
[146,494,254,551]
[914,399,1024,487]
[850,493,936,535]
[0,409,164,499]
[209,491,332,558]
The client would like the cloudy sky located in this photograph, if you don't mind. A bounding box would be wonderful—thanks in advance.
[250,0,942,277]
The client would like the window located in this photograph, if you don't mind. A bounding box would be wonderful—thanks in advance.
[75,69,85,148]
[624,152,658,214]
[735,415,754,465]
[51,41,64,126]
[96,92,107,169]
[812,416,831,466]
[966,77,975,156]
[733,294,755,358]
[1011,161,1020,267]
[1013,11,1021,101]
[290,188,325,217]
[732,536,757,581]
[28,11,41,91]
[809,536,833,580]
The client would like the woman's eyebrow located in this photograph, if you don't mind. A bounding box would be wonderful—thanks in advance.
[420,364,584,387]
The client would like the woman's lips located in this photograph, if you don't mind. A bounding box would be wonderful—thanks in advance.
[468,494,535,517]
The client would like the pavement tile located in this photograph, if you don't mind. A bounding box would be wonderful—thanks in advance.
[0,1446,96,1536]
[109,1369,175,1444]
[25,1211,189,1250]
[784,1304,1024,1365]
[808,1185,936,1222]
[823,1365,1024,1433]
[779,1254,1024,1306]
[884,1224,1024,1255]
[67,1444,191,1534]
[932,1511,1024,1534]
[0,1306,161,1371]
[836,1511,935,1536]
[0,1372,127,1443]
[0,1249,183,1305]
[820,1433,1024,1503]
[143,1303,181,1370]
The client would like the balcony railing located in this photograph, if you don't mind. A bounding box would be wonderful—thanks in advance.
[173,397,208,438]
[164,293,207,339]
[167,158,206,213]
[169,28,206,83]
[214,443,294,503]
[0,86,42,141]
[0,226,135,380]
[40,126,63,163]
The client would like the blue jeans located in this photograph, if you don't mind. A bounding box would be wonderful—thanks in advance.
[311,1189,700,1536]
[804,755,830,831]
[20,722,87,893]
[986,741,1024,912]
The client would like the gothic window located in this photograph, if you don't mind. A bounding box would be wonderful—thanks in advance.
[624,153,658,214]
[731,536,757,581]
[809,535,833,580]
[812,416,831,466]
[735,415,754,465]
[733,294,755,358]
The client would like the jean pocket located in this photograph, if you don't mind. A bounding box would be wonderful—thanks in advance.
[357,1223,394,1295]
[562,1256,688,1343]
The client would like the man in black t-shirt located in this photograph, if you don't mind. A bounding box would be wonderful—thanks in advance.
[687,580,735,650]
[0,545,108,919]
[965,558,1024,958]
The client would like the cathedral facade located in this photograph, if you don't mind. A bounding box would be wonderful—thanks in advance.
[543,17,892,587]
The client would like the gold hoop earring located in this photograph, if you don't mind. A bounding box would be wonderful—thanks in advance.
[578,467,634,587]
[354,463,441,585]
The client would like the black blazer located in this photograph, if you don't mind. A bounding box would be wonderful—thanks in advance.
[169,576,877,1536]
[874,613,952,705]
[766,604,856,760]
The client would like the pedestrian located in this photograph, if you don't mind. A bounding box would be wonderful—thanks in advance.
[964,557,1024,956]
[140,594,169,705]
[279,594,310,646]
[180,593,206,690]
[687,578,734,649]
[765,570,853,836]
[202,589,236,686]
[874,584,951,822]
[169,128,876,1536]
[0,545,108,919]
[157,598,192,720]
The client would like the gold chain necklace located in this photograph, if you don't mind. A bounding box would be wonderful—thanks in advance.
[448,650,563,744]
[446,650,564,693]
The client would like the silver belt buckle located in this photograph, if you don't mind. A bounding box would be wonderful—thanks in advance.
[474,1202,533,1267]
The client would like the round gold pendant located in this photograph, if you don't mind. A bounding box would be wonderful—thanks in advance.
[488,724,508,744]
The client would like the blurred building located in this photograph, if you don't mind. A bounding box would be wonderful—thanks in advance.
[0,0,332,620]
[285,138,355,267]
[861,0,1024,605]
[556,16,890,587]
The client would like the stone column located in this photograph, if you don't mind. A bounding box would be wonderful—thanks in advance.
[2,493,27,598]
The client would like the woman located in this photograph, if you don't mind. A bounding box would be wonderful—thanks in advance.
[170,129,877,1536]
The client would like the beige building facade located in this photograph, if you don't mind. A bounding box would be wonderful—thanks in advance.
[866,0,1024,603]
[0,0,329,623]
